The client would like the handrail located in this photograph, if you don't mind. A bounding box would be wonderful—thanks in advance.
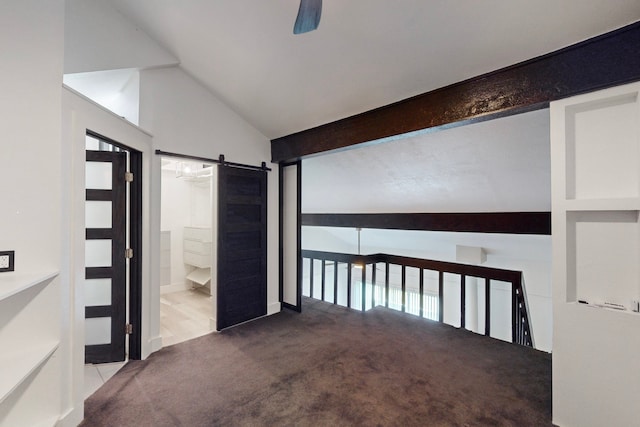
[301,250,534,348]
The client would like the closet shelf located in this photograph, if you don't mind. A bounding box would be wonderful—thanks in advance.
[186,267,211,285]
[0,271,58,303]
[0,341,59,405]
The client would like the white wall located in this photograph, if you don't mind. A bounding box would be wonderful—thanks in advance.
[139,66,280,329]
[64,0,177,73]
[0,0,64,272]
[0,0,65,425]
[302,109,550,214]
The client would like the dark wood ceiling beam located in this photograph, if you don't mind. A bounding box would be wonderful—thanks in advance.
[272,21,640,163]
[301,212,551,235]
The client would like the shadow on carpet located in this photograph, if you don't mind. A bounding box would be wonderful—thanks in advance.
[82,298,552,426]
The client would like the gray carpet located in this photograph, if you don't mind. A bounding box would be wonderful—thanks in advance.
[82,298,552,426]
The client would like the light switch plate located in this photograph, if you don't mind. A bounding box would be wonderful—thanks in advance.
[0,251,15,272]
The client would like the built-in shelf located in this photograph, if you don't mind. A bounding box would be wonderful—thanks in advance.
[551,80,640,426]
[564,197,640,212]
[0,341,59,405]
[32,415,61,427]
[0,271,58,303]
[571,301,640,316]
[565,210,639,304]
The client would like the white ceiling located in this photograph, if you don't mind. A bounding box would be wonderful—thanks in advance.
[107,0,640,139]
[302,109,550,213]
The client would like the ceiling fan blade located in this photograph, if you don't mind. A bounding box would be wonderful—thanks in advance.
[293,0,322,34]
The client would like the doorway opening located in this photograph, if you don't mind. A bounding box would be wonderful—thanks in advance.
[83,131,142,398]
[160,157,215,345]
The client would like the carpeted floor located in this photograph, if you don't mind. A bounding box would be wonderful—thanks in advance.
[82,298,552,426]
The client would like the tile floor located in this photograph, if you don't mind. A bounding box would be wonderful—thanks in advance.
[84,287,213,399]
[84,361,127,399]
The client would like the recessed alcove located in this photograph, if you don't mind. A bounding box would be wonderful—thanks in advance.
[566,210,640,306]
[565,93,640,201]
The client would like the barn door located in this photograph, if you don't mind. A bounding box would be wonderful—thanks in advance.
[85,150,127,363]
[217,165,267,330]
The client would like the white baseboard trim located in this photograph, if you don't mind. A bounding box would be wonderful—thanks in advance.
[149,335,163,356]
[267,302,281,316]
[160,282,191,294]
[209,317,217,331]
[58,406,82,427]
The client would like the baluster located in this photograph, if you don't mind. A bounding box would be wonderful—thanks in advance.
[511,283,517,344]
[385,262,390,308]
[419,268,424,318]
[438,271,444,323]
[347,263,352,308]
[333,261,338,305]
[361,264,366,312]
[520,308,525,345]
[371,264,377,309]
[321,259,326,302]
[401,265,406,312]
[460,274,466,329]
[309,258,314,299]
[485,278,491,337]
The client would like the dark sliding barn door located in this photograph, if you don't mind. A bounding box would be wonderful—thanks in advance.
[217,165,268,330]
[85,150,127,363]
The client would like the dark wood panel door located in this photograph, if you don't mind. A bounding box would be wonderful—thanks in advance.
[217,165,267,330]
[85,150,127,363]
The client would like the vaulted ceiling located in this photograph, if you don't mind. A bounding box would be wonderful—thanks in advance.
[108,0,640,139]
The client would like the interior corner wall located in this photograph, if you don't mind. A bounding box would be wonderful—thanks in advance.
[97,69,140,125]
[0,0,64,272]
[64,0,178,73]
[138,66,280,323]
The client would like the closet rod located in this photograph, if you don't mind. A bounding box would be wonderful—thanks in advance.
[155,149,272,172]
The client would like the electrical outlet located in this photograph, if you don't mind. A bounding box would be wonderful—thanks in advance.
[0,251,15,272]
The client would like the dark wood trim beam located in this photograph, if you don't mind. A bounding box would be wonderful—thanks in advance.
[272,21,640,163]
[301,212,551,235]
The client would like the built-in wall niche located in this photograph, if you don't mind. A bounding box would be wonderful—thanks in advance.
[566,210,640,308]
[565,92,640,201]
[552,81,640,427]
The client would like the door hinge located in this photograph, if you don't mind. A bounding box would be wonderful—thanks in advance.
[125,172,134,182]
[125,323,133,334]
[125,248,134,259]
